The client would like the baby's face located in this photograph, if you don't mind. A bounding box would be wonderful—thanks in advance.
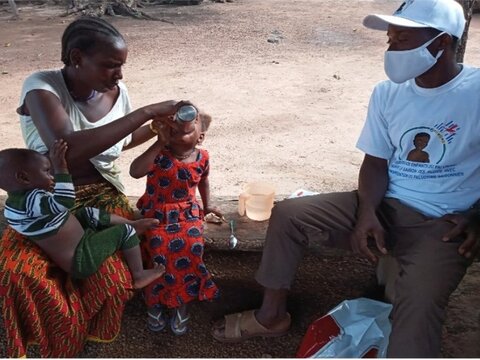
[25,154,55,192]
[414,136,429,149]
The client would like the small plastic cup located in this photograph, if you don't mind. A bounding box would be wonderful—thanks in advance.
[174,105,198,122]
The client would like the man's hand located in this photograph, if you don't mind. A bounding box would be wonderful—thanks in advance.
[50,139,68,174]
[350,209,387,263]
[441,213,480,259]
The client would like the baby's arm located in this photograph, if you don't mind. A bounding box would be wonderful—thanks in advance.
[35,139,74,214]
[45,174,76,212]
[48,139,75,210]
[129,140,164,178]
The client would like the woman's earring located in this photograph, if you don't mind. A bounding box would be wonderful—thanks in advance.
[75,64,79,69]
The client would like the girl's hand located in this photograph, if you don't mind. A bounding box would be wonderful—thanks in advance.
[50,139,69,174]
[150,118,172,146]
[204,206,223,219]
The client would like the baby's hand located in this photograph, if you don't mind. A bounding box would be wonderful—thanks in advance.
[50,139,69,174]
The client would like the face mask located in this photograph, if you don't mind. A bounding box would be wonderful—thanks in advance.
[384,32,445,84]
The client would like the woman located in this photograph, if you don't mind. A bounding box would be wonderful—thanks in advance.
[0,17,186,357]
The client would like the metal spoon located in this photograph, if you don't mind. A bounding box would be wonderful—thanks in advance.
[228,220,238,249]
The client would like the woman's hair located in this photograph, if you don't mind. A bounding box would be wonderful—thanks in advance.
[61,16,125,65]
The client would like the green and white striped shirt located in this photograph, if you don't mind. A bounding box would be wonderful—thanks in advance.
[5,174,75,240]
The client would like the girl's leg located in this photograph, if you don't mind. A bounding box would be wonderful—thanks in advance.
[171,304,189,336]
[147,304,168,332]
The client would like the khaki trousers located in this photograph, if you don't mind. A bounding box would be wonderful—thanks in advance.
[255,191,469,358]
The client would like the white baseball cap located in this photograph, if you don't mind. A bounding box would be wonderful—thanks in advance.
[363,0,466,39]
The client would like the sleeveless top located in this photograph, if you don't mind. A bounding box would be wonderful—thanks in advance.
[18,69,132,193]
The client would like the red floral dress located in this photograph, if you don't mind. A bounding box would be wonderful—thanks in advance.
[137,148,219,309]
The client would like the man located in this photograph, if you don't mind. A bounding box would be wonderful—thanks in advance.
[212,0,480,357]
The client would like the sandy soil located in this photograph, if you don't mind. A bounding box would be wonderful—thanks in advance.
[1,1,477,199]
[1,0,480,357]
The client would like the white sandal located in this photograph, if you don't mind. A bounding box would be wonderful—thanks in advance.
[147,309,167,332]
[170,308,190,336]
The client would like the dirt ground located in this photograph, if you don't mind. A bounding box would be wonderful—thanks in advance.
[1,0,480,357]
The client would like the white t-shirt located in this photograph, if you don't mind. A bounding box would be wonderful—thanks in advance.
[356,65,480,218]
[18,70,132,193]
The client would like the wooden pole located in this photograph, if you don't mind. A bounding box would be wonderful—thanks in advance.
[8,0,19,18]
[456,0,478,62]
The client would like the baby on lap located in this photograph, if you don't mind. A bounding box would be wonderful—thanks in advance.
[0,139,164,288]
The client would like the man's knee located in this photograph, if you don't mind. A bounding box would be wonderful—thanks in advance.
[270,195,322,224]
[271,198,300,220]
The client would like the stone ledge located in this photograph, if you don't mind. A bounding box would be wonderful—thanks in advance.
[0,195,416,258]
[128,196,348,256]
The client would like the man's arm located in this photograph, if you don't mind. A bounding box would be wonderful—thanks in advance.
[351,154,389,263]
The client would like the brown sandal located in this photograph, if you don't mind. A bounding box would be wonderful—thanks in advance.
[212,310,291,343]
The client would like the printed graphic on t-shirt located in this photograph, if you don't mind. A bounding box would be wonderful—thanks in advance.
[406,132,430,163]
[390,121,464,180]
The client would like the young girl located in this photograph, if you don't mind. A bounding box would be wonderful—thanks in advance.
[130,109,222,335]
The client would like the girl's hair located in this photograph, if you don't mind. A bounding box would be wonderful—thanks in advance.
[199,113,212,131]
[61,16,125,65]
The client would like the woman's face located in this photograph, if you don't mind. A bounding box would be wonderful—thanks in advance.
[78,38,128,92]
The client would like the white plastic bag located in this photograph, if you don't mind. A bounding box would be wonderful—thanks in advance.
[296,298,393,358]
[288,189,320,199]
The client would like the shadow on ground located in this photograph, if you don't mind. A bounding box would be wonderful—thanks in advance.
[1,250,479,357]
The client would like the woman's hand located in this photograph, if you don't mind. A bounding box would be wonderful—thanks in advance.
[149,100,198,144]
[49,139,69,174]
[147,100,195,121]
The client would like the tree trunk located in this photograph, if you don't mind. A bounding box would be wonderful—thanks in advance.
[138,0,202,4]
[8,0,19,18]
[456,0,478,63]
[65,0,202,18]
[67,0,152,18]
